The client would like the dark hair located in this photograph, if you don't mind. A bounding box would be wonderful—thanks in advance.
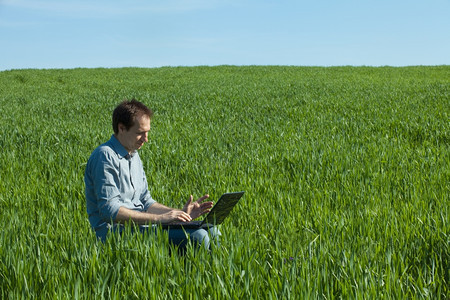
[112,99,153,134]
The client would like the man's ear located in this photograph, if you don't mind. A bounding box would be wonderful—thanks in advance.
[118,123,126,133]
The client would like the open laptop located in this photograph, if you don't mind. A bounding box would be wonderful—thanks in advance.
[161,191,244,229]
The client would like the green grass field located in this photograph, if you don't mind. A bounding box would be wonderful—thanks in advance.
[0,66,448,299]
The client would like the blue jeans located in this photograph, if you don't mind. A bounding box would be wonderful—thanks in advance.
[156,226,221,251]
[113,224,221,251]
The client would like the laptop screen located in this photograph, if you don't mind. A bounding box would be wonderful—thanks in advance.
[202,191,244,225]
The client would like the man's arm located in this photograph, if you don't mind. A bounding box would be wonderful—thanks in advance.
[115,204,192,225]
[115,194,213,225]
[146,202,180,214]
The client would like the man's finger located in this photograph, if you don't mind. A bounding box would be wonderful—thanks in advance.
[196,194,209,203]
[178,212,192,222]
[201,200,213,207]
[182,195,193,212]
[200,209,211,216]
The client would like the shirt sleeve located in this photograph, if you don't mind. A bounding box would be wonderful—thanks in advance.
[89,149,123,221]
[139,160,156,211]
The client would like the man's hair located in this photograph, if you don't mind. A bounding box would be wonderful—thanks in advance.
[112,99,153,134]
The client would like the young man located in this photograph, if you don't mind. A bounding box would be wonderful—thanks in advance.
[85,99,218,250]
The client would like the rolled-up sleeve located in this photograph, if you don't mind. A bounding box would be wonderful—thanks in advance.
[94,152,123,220]
[85,149,122,226]
[140,169,156,211]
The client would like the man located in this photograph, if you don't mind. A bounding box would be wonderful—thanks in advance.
[85,99,218,250]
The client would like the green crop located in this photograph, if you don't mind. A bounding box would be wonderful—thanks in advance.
[0,66,448,299]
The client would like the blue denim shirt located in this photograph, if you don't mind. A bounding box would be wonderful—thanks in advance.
[84,135,156,240]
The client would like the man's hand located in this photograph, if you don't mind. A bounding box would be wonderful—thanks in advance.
[182,194,213,220]
[161,210,192,223]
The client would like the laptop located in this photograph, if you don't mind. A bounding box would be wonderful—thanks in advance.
[161,191,244,229]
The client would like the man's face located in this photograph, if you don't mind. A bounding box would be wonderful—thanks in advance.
[117,114,151,153]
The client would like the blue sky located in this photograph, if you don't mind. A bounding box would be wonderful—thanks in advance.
[1,0,449,70]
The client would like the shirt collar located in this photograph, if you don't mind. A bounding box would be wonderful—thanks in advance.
[109,134,135,159]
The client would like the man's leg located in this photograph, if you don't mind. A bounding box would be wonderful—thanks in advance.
[133,225,220,252]
[165,226,221,251]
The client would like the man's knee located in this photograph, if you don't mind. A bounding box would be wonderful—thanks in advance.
[190,228,210,249]
[191,226,221,249]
